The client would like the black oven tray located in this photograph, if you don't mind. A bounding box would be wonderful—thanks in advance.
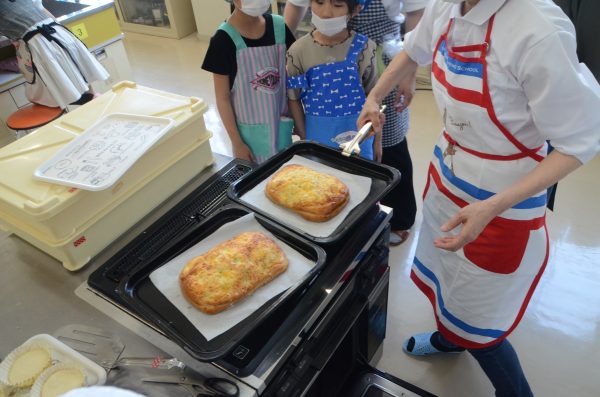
[227,141,400,244]
[117,205,326,362]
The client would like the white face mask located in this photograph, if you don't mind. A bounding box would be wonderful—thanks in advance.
[239,0,271,17]
[311,14,348,37]
[440,0,463,3]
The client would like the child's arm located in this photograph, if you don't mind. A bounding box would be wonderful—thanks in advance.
[213,74,254,162]
[373,132,382,162]
[288,99,306,139]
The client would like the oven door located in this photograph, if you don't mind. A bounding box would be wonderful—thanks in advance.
[304,259,436,397]
[342,368,437,397]
[262,227,437,397]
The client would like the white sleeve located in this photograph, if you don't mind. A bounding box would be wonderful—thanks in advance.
[402,0,430,13]
[32,0,44,11]
[402,0,436,65]
[519,31,600,164]
[286,0,310,6]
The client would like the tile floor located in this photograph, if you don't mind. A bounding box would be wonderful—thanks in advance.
[89,31,600,396]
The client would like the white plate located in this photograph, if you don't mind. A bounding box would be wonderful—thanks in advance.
[0,334,106,394]
[33,113,174,191]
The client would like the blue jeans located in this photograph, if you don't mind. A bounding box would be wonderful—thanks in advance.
[437,333,534,397]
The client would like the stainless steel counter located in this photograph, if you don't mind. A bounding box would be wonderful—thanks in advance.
[0,152,251,396]
[45,0,115,24]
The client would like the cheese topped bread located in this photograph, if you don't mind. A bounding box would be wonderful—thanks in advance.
[265,164,349,222]
[179,232,288,314]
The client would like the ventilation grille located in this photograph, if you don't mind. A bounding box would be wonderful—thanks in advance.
[103,163,252,283]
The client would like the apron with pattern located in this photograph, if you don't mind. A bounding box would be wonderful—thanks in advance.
[219,15,292,163]
[287,33,375,160]
[412,15,550,348]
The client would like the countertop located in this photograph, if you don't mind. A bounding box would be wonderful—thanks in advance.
[0,152,251,396]
[46,0,115,24]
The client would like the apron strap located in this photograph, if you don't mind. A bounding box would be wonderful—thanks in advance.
[218,22,247,50]
[287,74,308,89]
[272,14,286,45]
[345,33,369,65]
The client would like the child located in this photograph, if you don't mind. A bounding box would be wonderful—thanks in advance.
[286,0,380,160]
[202,0,297,163]
[0,0,109,109]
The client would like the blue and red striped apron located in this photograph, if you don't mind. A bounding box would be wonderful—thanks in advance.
[219,15,292,163]
[412,15,550,349]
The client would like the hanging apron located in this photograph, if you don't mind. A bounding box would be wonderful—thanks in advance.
[287,33,375,160]
[411,16,550,349]
[219,16,293,164]
[14,20,109,109]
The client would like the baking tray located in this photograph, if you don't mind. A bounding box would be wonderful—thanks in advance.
[227,141,401,244]
[118,205,326,362]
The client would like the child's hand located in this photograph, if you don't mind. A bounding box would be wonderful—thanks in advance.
[233,142,254,162]
[293,126,306,140]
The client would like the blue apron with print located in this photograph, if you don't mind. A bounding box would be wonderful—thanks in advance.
[287,33,374,160]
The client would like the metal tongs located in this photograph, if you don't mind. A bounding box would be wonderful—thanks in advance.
[142,374,240,396]
[340,105,386,157]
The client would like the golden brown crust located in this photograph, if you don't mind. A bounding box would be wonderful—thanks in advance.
[265,164,349,222]
[179,232,288,314]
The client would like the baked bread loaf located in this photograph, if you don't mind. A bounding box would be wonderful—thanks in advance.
[265,164,350,222]
[179,232,288,314]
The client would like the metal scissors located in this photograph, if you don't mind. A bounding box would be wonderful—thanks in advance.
[142,374,240,397]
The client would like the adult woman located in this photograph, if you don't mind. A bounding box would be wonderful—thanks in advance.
[0,0,108,109]
[284,0,428,245]
[358,0,600,395]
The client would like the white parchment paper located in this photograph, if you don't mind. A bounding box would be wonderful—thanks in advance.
[149,213,315,341]
[240,155,372,238]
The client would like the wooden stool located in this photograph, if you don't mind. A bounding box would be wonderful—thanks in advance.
[6,103,65,139]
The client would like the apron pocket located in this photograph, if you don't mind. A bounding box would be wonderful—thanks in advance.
[463,217,530,274]
[277,117,294,151]
[238,122,273,159]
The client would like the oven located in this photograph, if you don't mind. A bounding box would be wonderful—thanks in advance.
[78,145,436,397]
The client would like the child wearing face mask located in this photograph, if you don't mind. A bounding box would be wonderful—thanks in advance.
[286,0,380,160]
[202,0,297,163]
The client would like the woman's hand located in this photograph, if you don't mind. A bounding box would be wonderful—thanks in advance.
[434,200,498,251]
[233,141,254,162]
[357,98,385,136]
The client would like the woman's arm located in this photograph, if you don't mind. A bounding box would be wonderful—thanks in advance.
[393,7,425,113]
[358,51,419,133]
[435,150,583,251]
[283,2,308,34]
[213,74,253,162]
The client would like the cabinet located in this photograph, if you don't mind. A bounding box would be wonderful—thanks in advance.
[90,39,133,93]
[193,0,284,40]
[114,0,197,39]
[0,84,31,144]
[191,0,230,41]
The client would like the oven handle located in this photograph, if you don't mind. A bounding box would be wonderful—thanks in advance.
[311,295,368,369]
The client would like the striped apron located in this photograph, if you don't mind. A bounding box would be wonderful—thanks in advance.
[219,15,292,163]
[411,15,550,349]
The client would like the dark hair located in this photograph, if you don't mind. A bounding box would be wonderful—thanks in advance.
[312,0,360,15]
